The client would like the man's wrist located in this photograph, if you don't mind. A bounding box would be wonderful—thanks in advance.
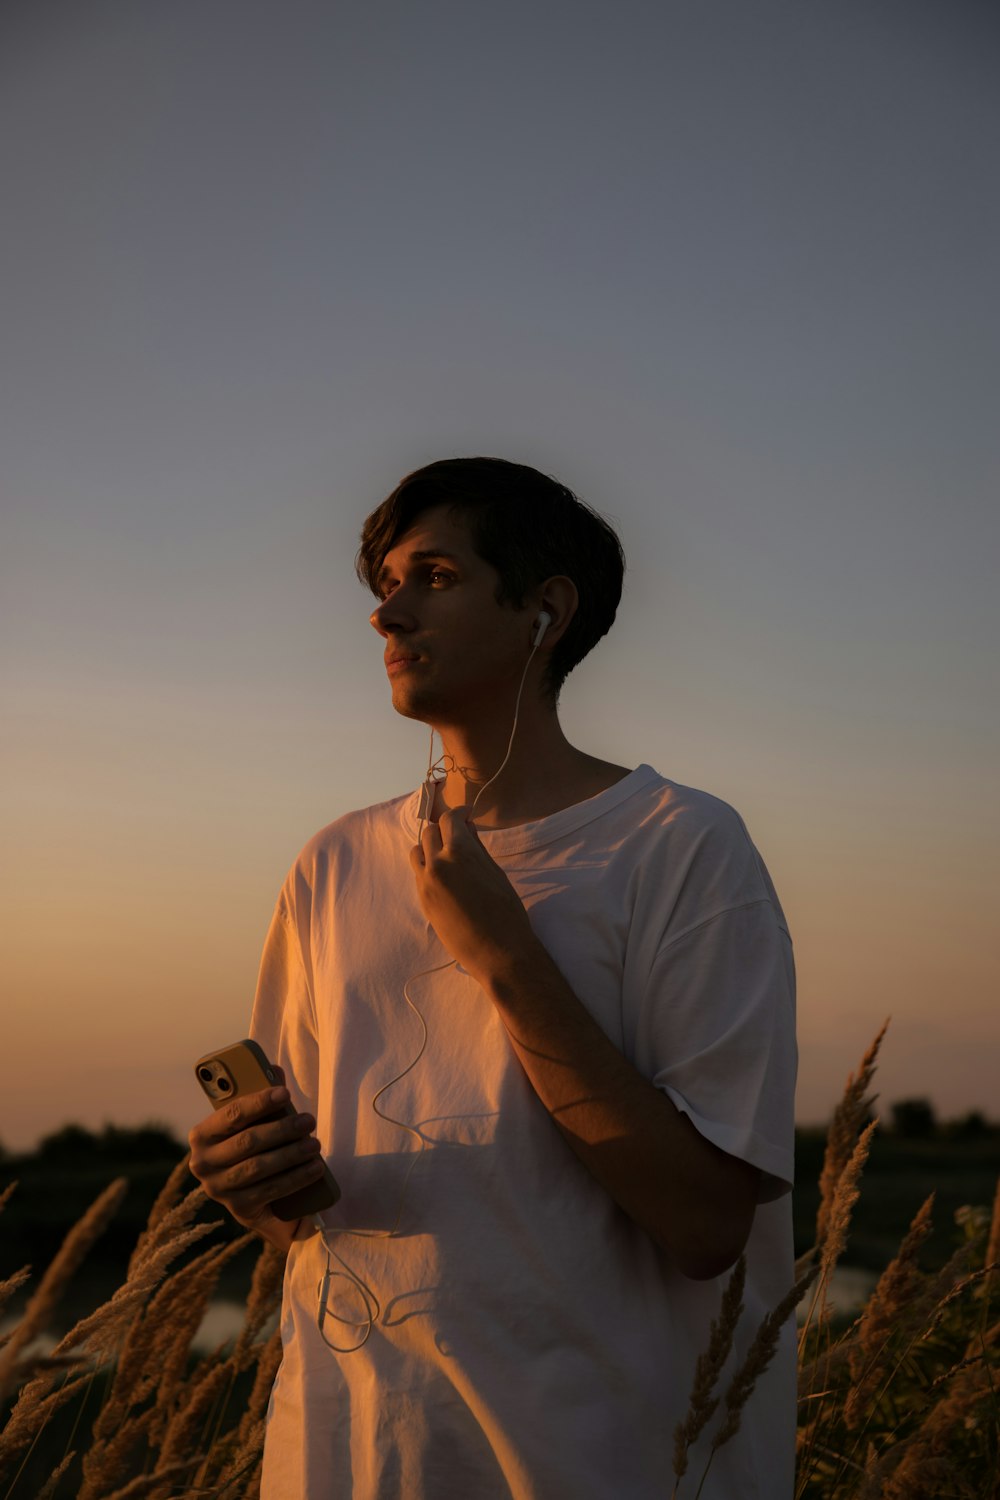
[476,935,567,1017]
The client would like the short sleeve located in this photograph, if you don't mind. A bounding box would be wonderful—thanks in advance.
[635,899,796,1200]
[249,895,322,1120]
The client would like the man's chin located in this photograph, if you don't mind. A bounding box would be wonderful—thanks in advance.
[389,684,438,724]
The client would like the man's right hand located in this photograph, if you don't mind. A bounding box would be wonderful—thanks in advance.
[187,1070,326,1253]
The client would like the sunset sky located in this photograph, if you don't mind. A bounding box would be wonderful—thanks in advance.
[3,0,997,1153]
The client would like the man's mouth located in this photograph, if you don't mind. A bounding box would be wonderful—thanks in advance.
[385,653,421,674]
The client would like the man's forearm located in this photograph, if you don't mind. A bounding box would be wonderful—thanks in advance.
[478,938,759,1280]
[409,806,759,1276]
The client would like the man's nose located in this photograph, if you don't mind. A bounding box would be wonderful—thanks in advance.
[369,591,417,638]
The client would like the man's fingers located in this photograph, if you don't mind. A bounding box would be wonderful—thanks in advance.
[413,820,444,866]
[223,1134,323,1194]
[191,1085,289,1149]
[185,1086,299,1164]
[225,1157,327,1220]
[438,807,472,847]
[213,1108,315,1159]
[209,1144,327,1221]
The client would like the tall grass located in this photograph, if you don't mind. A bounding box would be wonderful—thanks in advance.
[2,1028,997,1497]
[0,1162,282,1498]
[671,1023,1000,1498]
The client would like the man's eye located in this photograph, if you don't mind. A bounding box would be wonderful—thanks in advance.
[375,570,454,600]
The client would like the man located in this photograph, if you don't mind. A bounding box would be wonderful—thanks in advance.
[189,457,797,1499]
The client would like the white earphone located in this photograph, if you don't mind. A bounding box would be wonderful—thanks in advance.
[533,610,552,647]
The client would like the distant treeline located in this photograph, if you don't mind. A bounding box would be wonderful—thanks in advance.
[800,1097,999,1142]
[4,1095,997,1169]
[0,1121,188,1168]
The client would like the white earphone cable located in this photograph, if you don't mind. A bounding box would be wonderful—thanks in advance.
[315,619,548,1351]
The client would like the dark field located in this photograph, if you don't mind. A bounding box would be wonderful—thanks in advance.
[793,1125,1000,1270]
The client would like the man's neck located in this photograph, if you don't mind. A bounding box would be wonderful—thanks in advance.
[428,708,630,829]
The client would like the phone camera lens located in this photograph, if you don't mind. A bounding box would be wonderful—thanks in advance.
[198,1067,213,1082]
[218,1078,231,1091]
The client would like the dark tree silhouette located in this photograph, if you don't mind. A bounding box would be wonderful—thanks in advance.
[35,1122,185,1165]
[890,1097,938,1139]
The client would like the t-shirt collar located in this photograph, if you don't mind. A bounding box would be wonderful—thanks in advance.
[399,763,661,855]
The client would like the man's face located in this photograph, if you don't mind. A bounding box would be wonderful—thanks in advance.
[369,505,534,724]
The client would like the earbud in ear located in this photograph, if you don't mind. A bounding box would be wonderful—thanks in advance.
[532,610,553,647]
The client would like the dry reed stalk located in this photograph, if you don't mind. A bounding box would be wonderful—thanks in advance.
[36,1211,220,1401]
[0,1349,84,1384]
[127,1183,208,1275]
[929,1350,985,1389]
[0,1176,128,1402]
[671,1255,746,1490]
[189,1242,285,1479]
[984,1174,1000,1314]
[798,1120,877,1351]
[854,1440,896,1499]
[215,1416,267,1497]
[98,1453,206,1500]
[923,1360,993,1440]
[819,1220,998,1494]
[124,1219,220,1298]
[214,1444,264,1500]
[690,1265,818,1500]
[843,1193,935,1430]
[157,1356,234,1470]
[235,1327,283,1446]
[109,1218,223,1392]
[815,1020,888,1249]
[47,1279,157,1367]
[72,1220,229,1495]
[918,1264,993,1346]
[83,1232,246,1472]
[18,1218,224,1459]
[34,1446,77,1500]
[906,1237,979,1344]
[152,1233,252,1372]
[797,1338,854,1402]
[77,1401,158,1500]
[820,1121,878,1287]
[144,1235,254,1442]
[230,1242,285,1369]
[0,1366,95,1468]
[0,1266,32,1323]
[882,1448,976,1500]
[237,1451,264,1500]
[715,1266,817,1451]
[128,1155,197,1269]
[793,1245,817,1281]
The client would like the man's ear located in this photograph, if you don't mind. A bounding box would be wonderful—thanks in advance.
[534,576,578,648]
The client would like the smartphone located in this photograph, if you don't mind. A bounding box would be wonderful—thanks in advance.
[194,1038,340,1220]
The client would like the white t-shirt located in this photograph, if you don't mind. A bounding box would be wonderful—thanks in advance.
[250,765,797,1500]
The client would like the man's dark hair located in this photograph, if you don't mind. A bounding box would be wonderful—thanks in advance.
[356,457,626,699]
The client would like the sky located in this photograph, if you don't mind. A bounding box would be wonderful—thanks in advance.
[2,0,998,1153]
